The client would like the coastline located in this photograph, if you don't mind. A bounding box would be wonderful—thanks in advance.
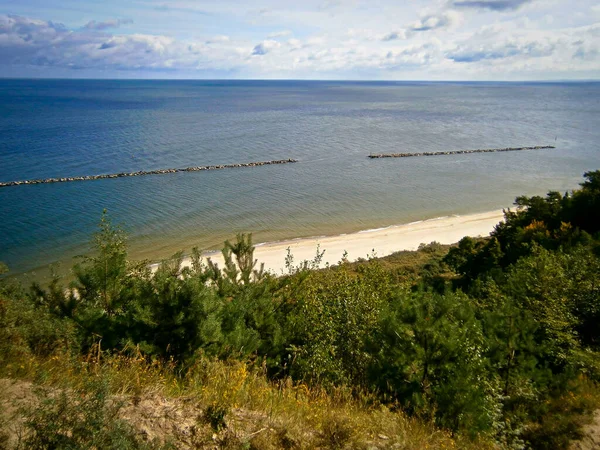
[166,209,507,275]
[6,208,508,287]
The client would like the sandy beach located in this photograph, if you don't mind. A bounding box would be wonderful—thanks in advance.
[170,209,507,275]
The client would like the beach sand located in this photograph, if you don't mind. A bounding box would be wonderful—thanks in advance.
[169,209,507,275]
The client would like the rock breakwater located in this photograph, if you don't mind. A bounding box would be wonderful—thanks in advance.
[0,159,298,188]
[368,146,555,159]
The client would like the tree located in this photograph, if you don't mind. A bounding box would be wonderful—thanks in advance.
[129,252,223,361]
[502,246,580,366]
[567,170,600,234]
[207,233,266,295]
[291,262,389,385]
[72,211,132,317]
[368,289,499,435]
[69,211,138,350]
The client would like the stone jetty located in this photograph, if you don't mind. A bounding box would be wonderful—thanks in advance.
[0,159,298,188]
[367,146,555,159]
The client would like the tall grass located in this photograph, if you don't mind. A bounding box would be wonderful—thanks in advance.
[1,347,491,449]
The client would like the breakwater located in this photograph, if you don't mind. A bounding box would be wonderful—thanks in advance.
[0,159,298,188]
[368,146,555,159]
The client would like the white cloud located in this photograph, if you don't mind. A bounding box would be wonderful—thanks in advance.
[83,18,133,30]
[205,35,230,44]
[410,12,455,32]
[267,30,292,38]
[381,10,462,42]
[451,0,534,11]
[252,39,281,55]
[0,14,239,72]
[0,3,599,80]
[287,38,303,49]
[447,39,555,62]
[382,30,408,41]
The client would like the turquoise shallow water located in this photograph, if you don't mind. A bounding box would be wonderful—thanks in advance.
[1,80,599,277]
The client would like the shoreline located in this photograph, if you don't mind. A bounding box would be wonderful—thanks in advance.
[162,209,507,275]
[4,208,508,285]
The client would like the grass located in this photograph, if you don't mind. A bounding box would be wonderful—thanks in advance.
[3,240,600,448]
[521,376,600,449]
[0,347,493,449]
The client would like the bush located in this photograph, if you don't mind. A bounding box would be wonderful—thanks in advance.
[18,379,168,449]
[0,287,78,365]
[202,402,229,432]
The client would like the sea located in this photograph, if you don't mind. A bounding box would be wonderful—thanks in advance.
[1,79,599,280]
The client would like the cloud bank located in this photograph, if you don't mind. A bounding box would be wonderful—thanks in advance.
[452,0,533,11]
[83,18,133,30]
[0,0,598,80]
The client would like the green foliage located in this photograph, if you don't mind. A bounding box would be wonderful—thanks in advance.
[567,170,600,235]
[61,211,141,351]
[0,286,77,362]
[482,302,543,397]
[29,266,80,319]
[290,261,389,385]
[72,210,133,317]
[3,171,600,448]
[1,263,79,366]
[202,402,229,432]
[444,236,504,286]
[568,249,600,351]
[207,233,266,295]
[129,252,224,360]
[520,377,600,450]
[473,244,600,373]
[19,379,167,449]
[219,281,284,361]
[369,289,499,434]
[503,246,580,365]
[284,244,325,275]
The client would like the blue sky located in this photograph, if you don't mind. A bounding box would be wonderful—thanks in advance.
[1,0,599,79]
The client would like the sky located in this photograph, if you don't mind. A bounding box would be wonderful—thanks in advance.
[0,0,599,80]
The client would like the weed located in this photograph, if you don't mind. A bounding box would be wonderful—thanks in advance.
[202,402,229,432]
[319,415,354,449]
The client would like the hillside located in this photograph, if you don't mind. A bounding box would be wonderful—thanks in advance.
[1,171,600,449]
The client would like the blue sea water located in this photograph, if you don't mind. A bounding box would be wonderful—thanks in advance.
[1,79,599,278]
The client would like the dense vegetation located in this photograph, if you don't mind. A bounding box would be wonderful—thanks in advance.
[1,171,600,449]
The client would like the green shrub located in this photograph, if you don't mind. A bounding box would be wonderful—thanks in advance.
[202,402,229,432]
[18,379,167,449]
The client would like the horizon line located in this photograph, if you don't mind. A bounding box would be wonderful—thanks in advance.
[1,77,599,83]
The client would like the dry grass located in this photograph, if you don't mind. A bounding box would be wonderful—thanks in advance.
[0,348,494,449]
